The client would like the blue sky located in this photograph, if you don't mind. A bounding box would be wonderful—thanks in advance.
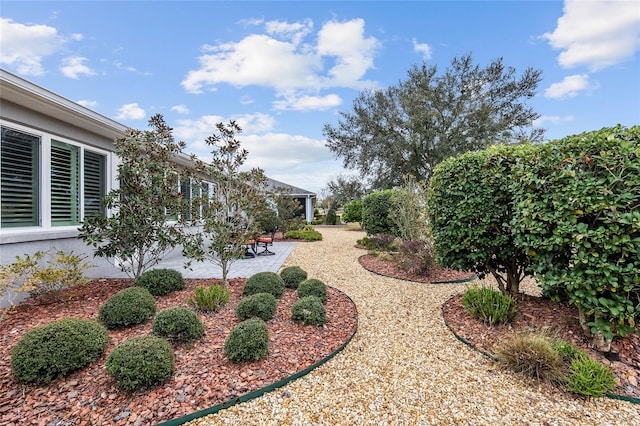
[2,1,639,195]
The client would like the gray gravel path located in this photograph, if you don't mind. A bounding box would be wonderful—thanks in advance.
[188,226,639,425]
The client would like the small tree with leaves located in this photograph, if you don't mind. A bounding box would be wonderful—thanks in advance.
[79,115,190,278]
[183,121,268,285]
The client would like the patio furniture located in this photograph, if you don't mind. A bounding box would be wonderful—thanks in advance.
[256,229,276,256]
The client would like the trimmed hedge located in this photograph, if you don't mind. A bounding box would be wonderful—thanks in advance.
[11,318,108,384]
[106,336,175,390]
[291,296,327,326]
[135,268,185,296]
[99,286,156,329]
[152,307,205,344]
[280,266,308,289]
[243,272,285,298]
[236,292,277,321]
[362,190,398,236]
[224,317,269,362]
[297,279,327,303]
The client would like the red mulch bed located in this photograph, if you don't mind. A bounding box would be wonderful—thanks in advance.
[358,253,475,283]
[356,252,639,400]
[0,278,357,425]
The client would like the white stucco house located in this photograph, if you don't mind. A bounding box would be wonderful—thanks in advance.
[0,68,316,276]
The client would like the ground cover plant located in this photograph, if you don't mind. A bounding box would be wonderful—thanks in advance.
[0,278,357,424]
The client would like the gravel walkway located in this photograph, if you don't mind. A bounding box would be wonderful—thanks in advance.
[187,227,639,425]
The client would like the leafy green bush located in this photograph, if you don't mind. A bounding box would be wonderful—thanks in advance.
[342,199,363,226]
[106,336,175,390]
[565,352,617,397]
[187,284,230,312]
[551,339,586,365]
[362,190,398,236]
[297,279,327,303]
[236,292,277,321]
[461,286,517,325]
[495,333,567,383]
[397,240,435,276]
[11,318,108,384]
[285,230,323,241]
[98,286,156,329]
[280,266,308,289]
[291,296,327,326]
[427,144,535,294]
[324,209,337,225]
[243,272,285,298]
[224,317,269,362]
[152,307,205,344]
[135,268,185,296]
[511,125,640,350]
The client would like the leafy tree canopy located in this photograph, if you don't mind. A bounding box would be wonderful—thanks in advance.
[324,53,544,189]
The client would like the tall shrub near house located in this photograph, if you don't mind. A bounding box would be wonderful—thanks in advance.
[427,144,535,294]
[362,190,398,236]
[511,125,640,351]
[79,115,191,278]
[341,199,363,227]
[182,121,268,285]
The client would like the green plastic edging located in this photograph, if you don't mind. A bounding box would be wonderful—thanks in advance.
[157,290,359,426]
[358,254,477,285]
[441,295,640,405]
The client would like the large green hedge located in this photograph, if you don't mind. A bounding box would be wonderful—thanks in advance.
[428,144,535,293]
[362,190,398,236]
[510,125,639,350]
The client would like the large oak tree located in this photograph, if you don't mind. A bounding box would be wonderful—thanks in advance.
[324,54,544,189]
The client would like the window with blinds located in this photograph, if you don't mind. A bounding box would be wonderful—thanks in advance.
[84,150,106,217]
[1,127,40,228]
[51,140,80,226]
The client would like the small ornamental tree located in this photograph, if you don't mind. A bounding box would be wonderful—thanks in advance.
[427,144,535,294]
[389,175,430,241]
[182,121,268,285]
[79,115,191,278]
[511,125,640,351]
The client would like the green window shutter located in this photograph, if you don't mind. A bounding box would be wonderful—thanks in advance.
[1,127,40,228]
[51,140,80,226]
[83,150,106,218]
[181,178,192,221]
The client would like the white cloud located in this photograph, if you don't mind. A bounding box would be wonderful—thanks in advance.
[0,17,65,75]
[543,0,640,70]
[171,104,190,115]
[241,132,333,173]
[273,93,342,111]
[60,56,96,79]
[77,100,98,109]
[181,18,380,95]
[173,113,276,148]
[316,18,380,86]
[532,115,575,126]
[412,38,432,60]
[264,19,313,45]
[116,103,146,120]
[544,74,594,99]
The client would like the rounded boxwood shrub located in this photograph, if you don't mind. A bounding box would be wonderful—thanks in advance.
[135,268,185,296]
[152,307,205,344]
[224,317,269,362]
[106,336,175,391]
[236,292,277,321]
[297,279,327,303]
[11,318,108,384]
[291,296,327,326]
[98,286,156,329]
[243,272,284,298]
[280,266,308,289]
